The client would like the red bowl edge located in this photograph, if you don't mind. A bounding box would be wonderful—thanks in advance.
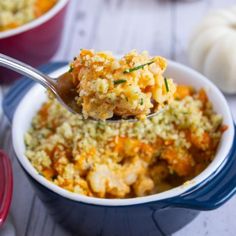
[0,150,13,227]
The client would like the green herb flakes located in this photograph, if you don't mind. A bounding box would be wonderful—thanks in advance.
[114,79,127,85]
[140,98,144,105]
[164,77,169,92]
[123,61,155,74]
[68,66,73,73]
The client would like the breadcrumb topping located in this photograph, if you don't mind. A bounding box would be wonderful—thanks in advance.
[25,86,226,198]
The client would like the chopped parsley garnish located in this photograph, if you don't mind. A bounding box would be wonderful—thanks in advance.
[114,79,127,85]
[68,65,73,73]
[96,122,105,128]
[164,77,169,92]
[123,61,155,74]
[140,98,144,105]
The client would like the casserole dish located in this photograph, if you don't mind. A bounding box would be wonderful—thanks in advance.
[0,0,69,84]
[3,62,236,235]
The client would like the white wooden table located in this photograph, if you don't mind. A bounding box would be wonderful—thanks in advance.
[1,0,236,235]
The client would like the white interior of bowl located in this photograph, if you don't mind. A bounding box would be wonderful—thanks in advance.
[12,61,235,206]
[0,0,69,40]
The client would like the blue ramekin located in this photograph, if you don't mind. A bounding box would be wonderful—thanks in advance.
[3,63,236,235]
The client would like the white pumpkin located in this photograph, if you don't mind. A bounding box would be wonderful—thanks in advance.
[188,6,236,94]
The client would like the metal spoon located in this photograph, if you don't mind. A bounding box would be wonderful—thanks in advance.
[0,53,162,123]
[0,53,80,114]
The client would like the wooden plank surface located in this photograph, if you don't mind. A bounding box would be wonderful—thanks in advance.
[1,0,236,235]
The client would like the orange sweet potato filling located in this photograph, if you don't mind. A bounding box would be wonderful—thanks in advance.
[34,0,57,17]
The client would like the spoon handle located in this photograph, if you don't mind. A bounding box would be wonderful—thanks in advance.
[0,53,57,94]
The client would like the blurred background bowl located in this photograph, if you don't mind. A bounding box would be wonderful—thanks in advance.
[0,0,70,84]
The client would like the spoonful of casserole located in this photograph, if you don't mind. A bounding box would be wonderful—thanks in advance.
[0,50,176,122]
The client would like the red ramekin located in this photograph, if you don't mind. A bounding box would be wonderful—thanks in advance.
[0,0,69,84]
